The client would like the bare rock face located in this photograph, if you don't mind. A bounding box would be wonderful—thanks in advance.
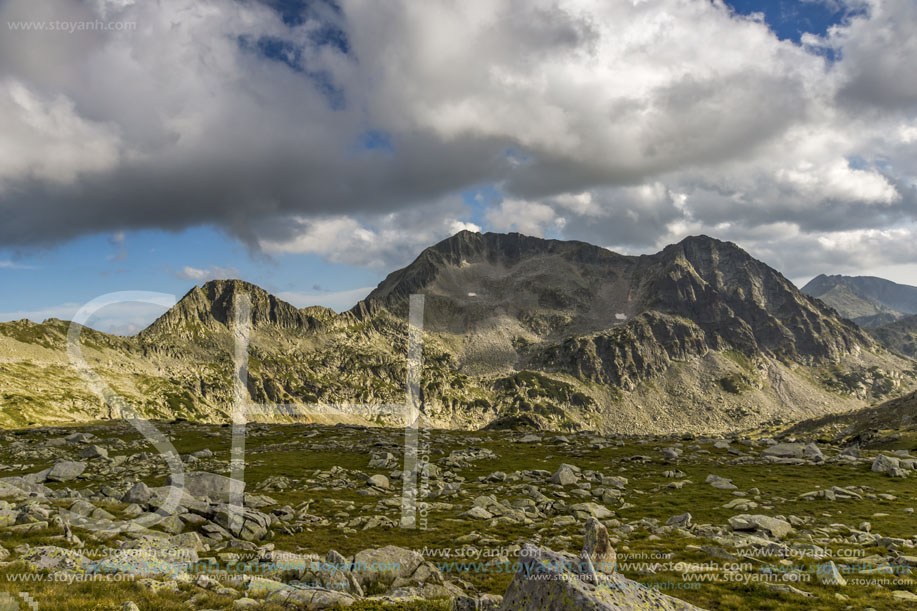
[499,544,704,611]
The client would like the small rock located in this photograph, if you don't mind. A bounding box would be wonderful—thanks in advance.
[122,482,152,505]
[816,561,846,586]
[666,513,692,528]
[728,514,793,539]
[551,465,580,486]
[367,474,390,489]
[78,445,108,459]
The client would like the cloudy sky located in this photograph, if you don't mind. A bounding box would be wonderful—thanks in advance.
[1,0,916,333]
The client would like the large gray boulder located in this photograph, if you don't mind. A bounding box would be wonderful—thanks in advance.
[22,545,91,573]
[46,461,87,482]
[78,445,108,459]
[212,505,271,541]
[122,482,152,505]
[761,443,805,459]
[551,464,580,486]
[802,443,824,461]
[583,518,616,575]
[872,455,908,477]
[499,544,704,610]
[728,514,793,539]
[167,471,244,503]
[351,545,425,590]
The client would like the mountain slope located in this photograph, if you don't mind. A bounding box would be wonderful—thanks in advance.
[782,389,917,446]
[359,232,870,379]
[870,314,917,359]
[802,274,917,327]
[1,232,913,433]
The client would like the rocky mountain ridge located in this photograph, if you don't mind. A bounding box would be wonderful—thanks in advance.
[1,232,913,433]
[802,274,917,327]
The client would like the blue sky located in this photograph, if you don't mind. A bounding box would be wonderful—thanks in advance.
[0,227,385,333]
[724,0,853,43]
[2,0,916,333]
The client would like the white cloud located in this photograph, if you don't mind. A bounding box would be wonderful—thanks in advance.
[0,0,914,278]
[0,80,121,188]
[174,265,240,283]
[484,199,564,237]
[449,220,481,234]
[775,160,899,204]
[257,198,479,268]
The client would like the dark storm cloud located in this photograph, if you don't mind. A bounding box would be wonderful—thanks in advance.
[0,0,915,275]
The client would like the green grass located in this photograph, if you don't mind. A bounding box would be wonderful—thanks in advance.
[1,422,915,610]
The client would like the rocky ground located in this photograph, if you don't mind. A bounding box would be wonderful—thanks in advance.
[0,421,915,610]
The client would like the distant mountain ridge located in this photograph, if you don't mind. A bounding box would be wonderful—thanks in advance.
[802,274,917,327]
[0,232,913,433]
[869,314,917,359]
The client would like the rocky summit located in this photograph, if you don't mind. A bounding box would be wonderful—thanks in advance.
[0,233,914,434]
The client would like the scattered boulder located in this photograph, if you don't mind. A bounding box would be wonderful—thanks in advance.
[78,445,108,459]
[872,455,909,477]
[367,474,390,490]
[551,465,580,486]
[454,594,504,610]
[122,482,152,505]
[816,561,846,586]
[570,503,613,520]
[352,545,424,590]
[167,471,245,503]
[728,514,793,539]
[46,461,87,482]
[583,517,616,575]
[705,474,737,490]
[761,443,804,459]
[267,588,356,609]
[213,505,271,541]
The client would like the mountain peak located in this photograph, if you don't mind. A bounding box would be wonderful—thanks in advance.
[142,279,320,338]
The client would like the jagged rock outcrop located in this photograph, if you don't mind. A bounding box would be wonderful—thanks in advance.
[528,312,711,390]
